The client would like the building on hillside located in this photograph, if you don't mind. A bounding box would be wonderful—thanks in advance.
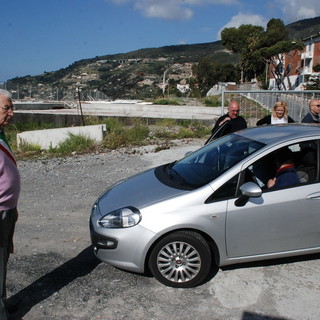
[269,33,320,90]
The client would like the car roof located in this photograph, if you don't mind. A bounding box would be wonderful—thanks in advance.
[236,123,320,145]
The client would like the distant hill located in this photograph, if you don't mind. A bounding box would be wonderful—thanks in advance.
[7,41,238,100]
[287,16,320,40]
[6,16,320,100]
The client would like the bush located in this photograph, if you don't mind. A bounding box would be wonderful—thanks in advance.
[16,141,42,158]
[103,122,150,149]
[202,96,221,107]
[153,98,182,105]
[52,133,95,155]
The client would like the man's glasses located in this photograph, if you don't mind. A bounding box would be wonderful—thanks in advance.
[1,106,15,111]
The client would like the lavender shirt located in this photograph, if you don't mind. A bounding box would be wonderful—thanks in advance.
[0,140,20,210]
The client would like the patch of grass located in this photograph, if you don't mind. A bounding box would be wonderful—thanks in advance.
[202,96,221,107]
[50,133,96,155]
[16,141,43,159]
[152,98,182,105]
[8,116,210,159]
[152,119,210,139]
[155,118,178,127]
[103,122,150,149]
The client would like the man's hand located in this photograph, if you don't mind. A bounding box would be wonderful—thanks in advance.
[219,117,231,126]
[267,178,276,188]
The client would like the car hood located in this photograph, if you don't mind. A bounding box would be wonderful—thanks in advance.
[96,167,188,215]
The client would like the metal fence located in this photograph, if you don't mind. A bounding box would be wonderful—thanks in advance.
[221,90,320,126]
[0,84,110,102]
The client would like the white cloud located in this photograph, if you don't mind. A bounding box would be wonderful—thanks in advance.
[217,13,268,39]
[109,0,239,20]
[135,0,193,20]
[111,0,131,4]
[279,0,320,22]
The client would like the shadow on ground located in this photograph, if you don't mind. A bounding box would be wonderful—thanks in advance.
[8,246,100,318]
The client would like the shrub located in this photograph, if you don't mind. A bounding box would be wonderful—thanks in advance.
[52,133,95,155]
[202,96,221,107]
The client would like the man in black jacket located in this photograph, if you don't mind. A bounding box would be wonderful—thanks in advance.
[211,100,247,136]
[301,99,320,123]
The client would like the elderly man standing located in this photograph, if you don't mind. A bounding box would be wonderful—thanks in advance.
[211,100,247,136]
[0,89,20,320]
[301,98,320,123]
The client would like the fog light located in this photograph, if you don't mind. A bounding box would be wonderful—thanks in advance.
[98,240,116,248]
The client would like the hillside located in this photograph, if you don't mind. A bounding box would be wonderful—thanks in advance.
[6,16,320,100]
[7,41,238,100]
[287,16,320,40]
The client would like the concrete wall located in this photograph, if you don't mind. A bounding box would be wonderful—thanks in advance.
[12,113,85,127]
[14,102,65,110]
[12,112,213,127]
[17,124,107,150]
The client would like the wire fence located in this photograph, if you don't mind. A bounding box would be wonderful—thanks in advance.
[2,82,320,126]
[221,90,320,126]
[0,84,110,102]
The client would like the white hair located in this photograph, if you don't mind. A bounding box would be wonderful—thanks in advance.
[0,89,12,99]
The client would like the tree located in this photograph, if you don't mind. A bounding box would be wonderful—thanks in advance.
[221,24,264,81]
[221,19,304,87]
[254,40,304,89]
[192,58,240,94]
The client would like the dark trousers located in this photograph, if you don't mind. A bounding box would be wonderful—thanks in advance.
[0,209,17,320]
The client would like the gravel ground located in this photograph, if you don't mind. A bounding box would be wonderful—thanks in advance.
[6,138,320,320]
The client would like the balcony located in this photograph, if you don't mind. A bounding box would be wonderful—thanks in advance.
[301,51,313,59]
[302,67,313,75]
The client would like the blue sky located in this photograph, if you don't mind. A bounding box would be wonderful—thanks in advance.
[2,0,320,82]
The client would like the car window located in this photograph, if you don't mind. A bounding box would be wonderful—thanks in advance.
[295,141,318,183]
[244,140,318,191]
[205,174,239,203]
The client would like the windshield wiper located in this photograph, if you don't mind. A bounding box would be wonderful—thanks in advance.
[169,167,186,185]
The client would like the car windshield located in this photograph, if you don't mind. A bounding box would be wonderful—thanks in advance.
[171,133,265,188]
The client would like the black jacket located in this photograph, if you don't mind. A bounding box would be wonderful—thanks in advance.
[256,115,294,126]
[212,114,247,135]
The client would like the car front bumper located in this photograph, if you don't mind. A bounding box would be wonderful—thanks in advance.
[90,217,157,273]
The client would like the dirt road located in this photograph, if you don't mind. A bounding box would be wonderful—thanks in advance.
[7,139,320,320]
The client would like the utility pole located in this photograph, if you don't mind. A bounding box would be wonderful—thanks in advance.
[76,86,85,126]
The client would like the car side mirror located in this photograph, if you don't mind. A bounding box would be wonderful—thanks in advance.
[235,182,262,207]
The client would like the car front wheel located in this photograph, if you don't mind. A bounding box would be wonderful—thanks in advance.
[148,231,212,288]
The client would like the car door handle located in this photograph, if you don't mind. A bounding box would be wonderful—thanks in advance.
[306,192,320,200]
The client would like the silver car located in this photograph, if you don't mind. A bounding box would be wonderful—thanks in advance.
[90,124,320,288]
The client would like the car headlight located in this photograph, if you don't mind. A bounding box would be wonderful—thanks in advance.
[98,206,141,228]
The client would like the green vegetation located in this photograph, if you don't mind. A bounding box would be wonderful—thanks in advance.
[192,58,240,94]
[103,120,150,149]
[10,117,211,158]
[152,98,183,105]
[202,96,221,107]
[50,133,96,156]
[17,141,42,158]
[221,18,305,88]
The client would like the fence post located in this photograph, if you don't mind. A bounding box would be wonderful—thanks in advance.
[221,87,225,116]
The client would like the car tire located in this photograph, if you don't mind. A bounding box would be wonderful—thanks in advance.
[148,230,212,288]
